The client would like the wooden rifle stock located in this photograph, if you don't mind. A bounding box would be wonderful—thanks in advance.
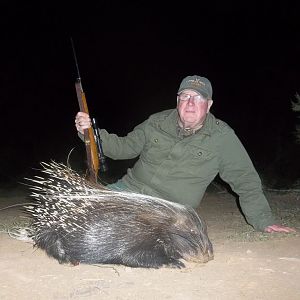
[75,79,99,182]
[71,38,108,182]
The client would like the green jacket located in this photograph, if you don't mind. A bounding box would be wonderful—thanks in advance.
[99,109,276,231]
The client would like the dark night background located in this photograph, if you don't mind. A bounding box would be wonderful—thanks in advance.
[1,1,300,190]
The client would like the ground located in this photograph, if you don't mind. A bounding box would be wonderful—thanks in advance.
[0,188,299,300]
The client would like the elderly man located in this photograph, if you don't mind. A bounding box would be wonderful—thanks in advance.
[75,75,295,233]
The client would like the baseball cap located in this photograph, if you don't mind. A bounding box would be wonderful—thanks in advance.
[178,75,213,99]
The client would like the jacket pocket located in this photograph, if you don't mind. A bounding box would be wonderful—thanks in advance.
[141,136,172,165]
[183,145,217,178]
[188,145,213,161]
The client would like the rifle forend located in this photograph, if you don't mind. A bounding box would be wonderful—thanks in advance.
[75,78,99,182]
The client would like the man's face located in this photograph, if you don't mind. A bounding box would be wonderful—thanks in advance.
[177,89,213,129]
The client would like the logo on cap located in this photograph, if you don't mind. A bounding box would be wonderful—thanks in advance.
[187,78,206,87]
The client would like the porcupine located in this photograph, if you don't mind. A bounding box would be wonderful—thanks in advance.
[25,161,214,269]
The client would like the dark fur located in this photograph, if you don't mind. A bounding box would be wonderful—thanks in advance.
[26,162,213,268]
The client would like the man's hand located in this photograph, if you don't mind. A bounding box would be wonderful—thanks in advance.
[264,224,296,233]
[75,112,92,134]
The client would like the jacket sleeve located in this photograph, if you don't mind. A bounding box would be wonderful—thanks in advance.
[217,127,276,231]
[98,119,148,160]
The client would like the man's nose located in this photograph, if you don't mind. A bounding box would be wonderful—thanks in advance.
[187,97,195,105]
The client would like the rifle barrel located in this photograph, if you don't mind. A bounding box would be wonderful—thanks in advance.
[70,37,81,80]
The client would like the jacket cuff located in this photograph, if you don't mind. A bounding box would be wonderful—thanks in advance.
[251,214,277,232]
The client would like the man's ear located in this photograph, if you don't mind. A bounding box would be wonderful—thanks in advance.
[207,100,213,113]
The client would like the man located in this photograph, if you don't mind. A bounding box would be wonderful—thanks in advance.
[75,75,295,233]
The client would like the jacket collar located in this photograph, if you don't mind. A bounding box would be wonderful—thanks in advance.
[157,109,215,137]
[199,112,215,136]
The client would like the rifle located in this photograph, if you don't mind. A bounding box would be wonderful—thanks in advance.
[71,38,107,182]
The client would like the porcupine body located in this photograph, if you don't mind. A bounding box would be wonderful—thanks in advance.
[25,161,214,269]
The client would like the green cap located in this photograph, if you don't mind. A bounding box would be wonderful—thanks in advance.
[178,75,213,99]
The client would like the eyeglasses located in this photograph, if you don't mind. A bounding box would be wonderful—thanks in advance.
[177,93,207,102]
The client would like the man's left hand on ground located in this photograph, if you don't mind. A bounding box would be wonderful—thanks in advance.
[264,224,296,233]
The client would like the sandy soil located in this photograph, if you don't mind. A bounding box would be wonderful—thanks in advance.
[0,189,299,300]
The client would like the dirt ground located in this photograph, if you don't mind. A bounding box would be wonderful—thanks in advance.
[0,188,299,300]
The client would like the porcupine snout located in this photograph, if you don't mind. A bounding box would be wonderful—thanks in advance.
[35,229,72,264]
